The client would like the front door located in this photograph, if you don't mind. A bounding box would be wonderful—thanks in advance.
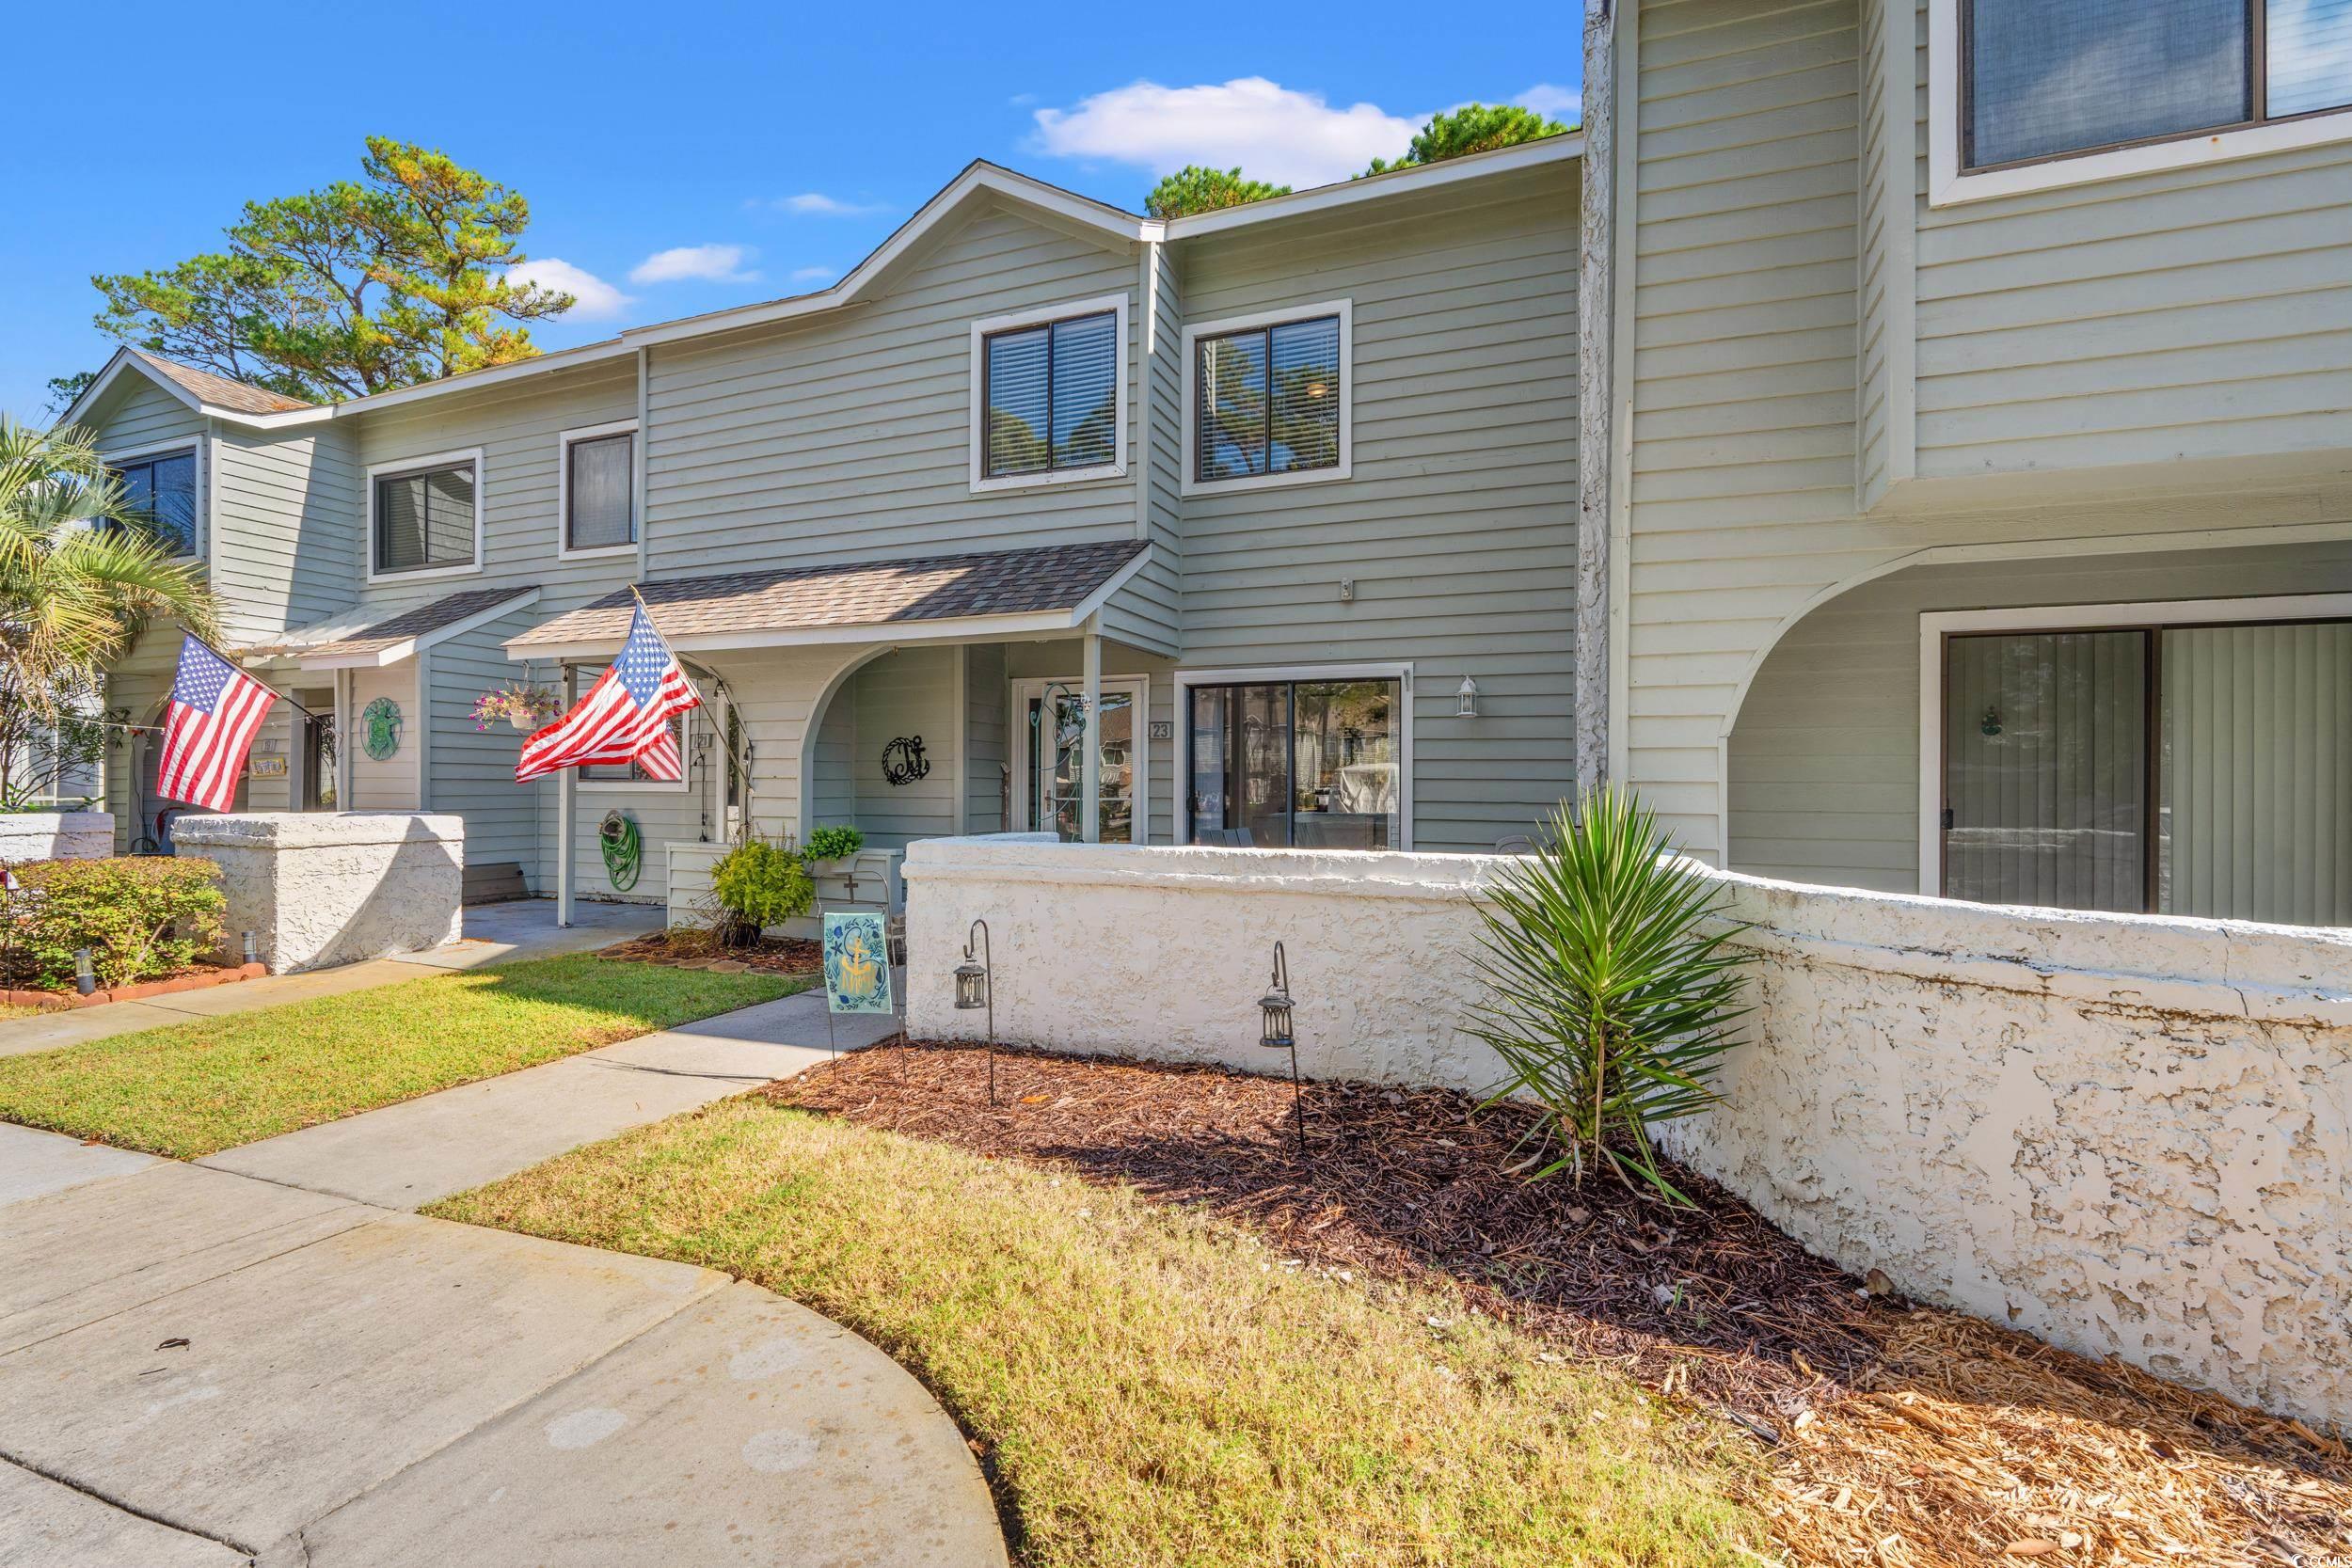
[1014,678,1145,843]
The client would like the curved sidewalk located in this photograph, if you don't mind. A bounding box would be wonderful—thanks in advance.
[0,983,1000,1567]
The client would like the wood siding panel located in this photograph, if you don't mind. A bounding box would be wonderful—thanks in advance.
[212,422,360,642]
[1176,171,1579,852]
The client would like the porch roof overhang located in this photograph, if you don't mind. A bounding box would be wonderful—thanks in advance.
[243,587,543,670]
[501,539,1151,663]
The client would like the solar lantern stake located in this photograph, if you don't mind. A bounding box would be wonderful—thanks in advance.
[953,918,995,1103]
[1257,941,1306,1154]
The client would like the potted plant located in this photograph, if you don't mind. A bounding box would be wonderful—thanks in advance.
[800,824,865,870]
[472,683,564,733]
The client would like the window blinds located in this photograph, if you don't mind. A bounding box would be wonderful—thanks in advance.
[566,434,634,550]
[375,464,475,573]
[984,310,1117,477]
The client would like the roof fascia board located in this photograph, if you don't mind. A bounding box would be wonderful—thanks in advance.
[1162,133,1583,240]
[505,604,1098,664]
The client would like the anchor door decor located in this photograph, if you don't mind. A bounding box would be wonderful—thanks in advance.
[881,735,930,786]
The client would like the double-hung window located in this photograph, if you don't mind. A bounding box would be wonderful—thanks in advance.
[974,296,1126,487]
[1184,302,1351,494]
[561,422,636,557]
[104,447,199,557]
[371,451,481,578]
[1937,0,2352,200]
[1926,596,2352,927]
[1184,672,1405,849]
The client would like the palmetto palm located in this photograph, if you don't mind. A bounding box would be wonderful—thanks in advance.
[0,415,218,722]
[1466,787,1754,1205]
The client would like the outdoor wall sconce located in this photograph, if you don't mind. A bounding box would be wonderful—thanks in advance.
[1257,942,1306,1153]
[73,947,96,997]
[1456,675,1480,718]
[953,918,995,1103]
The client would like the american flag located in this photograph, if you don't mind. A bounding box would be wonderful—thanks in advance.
[516,602,701,784]
[156,636,278,812]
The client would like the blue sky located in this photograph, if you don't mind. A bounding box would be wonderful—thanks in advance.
[2,1,1577,420]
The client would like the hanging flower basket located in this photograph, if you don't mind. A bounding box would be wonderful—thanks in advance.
[472,683,564,734]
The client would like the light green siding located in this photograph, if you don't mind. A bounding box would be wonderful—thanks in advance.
[1174,168,1579,851]
[212,423,360,643]
[425,607,546,887]
[1727,540,2352,891]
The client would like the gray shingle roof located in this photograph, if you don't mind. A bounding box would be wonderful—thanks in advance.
[507,539,1150,653]
[134,351,314,416]
[241,587,536,662]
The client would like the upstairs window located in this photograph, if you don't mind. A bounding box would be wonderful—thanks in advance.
[562,423,635,556]
[371,452,480,578]
[973,296,1126,487]
[106,448,199,556]
[1963,0,2352,170]
[1183,301,1352,496]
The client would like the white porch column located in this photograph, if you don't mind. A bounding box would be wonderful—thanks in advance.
[556,663,577,926]
[1080,625,1103,843]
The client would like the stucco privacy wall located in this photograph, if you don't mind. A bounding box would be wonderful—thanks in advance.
[0,813,113,863]
[903,836,2352,1432]
[172,813,463,974]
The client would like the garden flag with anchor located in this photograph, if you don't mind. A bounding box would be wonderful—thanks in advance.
[156,635,278,812]
[515,601,701,783]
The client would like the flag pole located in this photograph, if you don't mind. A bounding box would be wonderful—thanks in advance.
[630,584,756,842]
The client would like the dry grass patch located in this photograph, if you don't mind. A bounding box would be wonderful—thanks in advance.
[432,1095,1771,1568]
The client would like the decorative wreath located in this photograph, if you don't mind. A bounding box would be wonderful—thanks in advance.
[881,735,930,787]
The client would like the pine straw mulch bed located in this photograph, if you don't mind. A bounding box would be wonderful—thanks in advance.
[770,1044,2352,1568]
[596,927,821,977]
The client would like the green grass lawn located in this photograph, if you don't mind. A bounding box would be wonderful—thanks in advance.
[0,956,801,1158]
[432,1097,1767,1568]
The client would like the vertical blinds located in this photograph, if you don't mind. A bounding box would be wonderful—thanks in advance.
[2160,622,2352,926]
[1966,0,2250,166]
[374,464,475,573]
[1944,631,2147,911]
[566,434,634,550]
[984,310,1117,477]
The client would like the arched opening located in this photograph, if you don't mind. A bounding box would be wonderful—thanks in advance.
[1724,536,2352,923]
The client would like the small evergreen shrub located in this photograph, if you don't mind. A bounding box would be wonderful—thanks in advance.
[0,856,228,990]
[707,839,815,945]
[801,825,865,863]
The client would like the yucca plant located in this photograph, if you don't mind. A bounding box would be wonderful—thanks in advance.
[1466,787,1753,1205]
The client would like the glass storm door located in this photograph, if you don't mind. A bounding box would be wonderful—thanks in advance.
[1025,686,1137,843]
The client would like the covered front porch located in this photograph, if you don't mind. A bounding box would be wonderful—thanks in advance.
[501,538,1168,927]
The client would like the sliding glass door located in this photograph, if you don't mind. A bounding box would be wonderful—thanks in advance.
[1186,676,1401,848]
[1940,617,2351,926]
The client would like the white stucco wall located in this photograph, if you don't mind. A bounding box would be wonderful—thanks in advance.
[902,836,2352,1433]
[0,812,114,863]
[172,813,464,973]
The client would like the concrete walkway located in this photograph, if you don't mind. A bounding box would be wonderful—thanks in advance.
[0,977,994,1568]
[0,900,661,1058]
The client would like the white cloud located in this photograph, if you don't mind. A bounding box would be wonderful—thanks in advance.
[504,258,632,320]
[788,265,834,283]
[1030,77,1419,189]
[629,244,761,285]
[772,193,891,216]
[1516,82,1581,121]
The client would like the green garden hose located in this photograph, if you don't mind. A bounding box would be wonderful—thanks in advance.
[598,810,643,892]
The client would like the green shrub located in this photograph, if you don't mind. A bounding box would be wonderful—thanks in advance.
[1464,787,1753,1205]
[801,825,865,863]
[0,856,228,990]
[707,839,814,943]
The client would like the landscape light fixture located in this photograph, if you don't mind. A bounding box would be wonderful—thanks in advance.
[953,918,995,1103]
[1257,942,1306,1154]
[242,931,260,966]
[73,947,96,997]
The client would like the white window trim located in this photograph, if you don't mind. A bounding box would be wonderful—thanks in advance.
[365,447,485,584]
[1007,675,1152,842]
[556,419,640,562]
[578,695,695,796]
[1172,661,1413,850]
[97,436,204,563]
[1179,298,1354,498]
[967,292,1130,495]
[1928,0,2352,207]
[1915,591,2352,896]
